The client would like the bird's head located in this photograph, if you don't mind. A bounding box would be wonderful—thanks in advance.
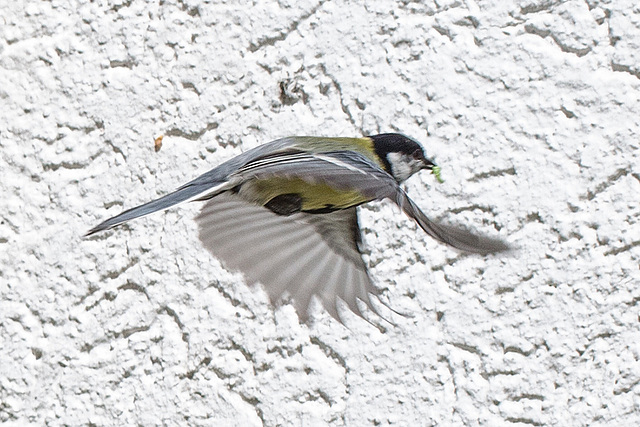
[369,133,438,183]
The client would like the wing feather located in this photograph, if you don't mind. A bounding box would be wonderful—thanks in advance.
[196,193,380,322]
[235,150,397,201]
[235,150,509,254]
[258,238,327,301]
[395,190,510,254]
[290,249,336,321]
[316,256,347,321]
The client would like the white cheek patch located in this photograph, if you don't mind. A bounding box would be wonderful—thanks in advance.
[387,152,414,182]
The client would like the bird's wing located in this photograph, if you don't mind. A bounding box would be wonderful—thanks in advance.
[235,150,510,254]
[233,150,397,201]
[394,189,510,254]
[86,143,383,236]
[196,193,379,322]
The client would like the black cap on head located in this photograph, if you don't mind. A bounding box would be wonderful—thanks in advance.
[368,133,434,174]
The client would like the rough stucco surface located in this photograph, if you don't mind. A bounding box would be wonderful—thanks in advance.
[1,0,639,425]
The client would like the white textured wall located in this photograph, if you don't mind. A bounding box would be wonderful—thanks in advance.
[2,0,639,425]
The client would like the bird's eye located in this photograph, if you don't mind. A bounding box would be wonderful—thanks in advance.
[412,150,423,160]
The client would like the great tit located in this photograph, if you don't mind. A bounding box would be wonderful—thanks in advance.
[87,133,508,322]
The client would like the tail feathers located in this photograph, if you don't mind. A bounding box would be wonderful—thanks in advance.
[86,182,226,236]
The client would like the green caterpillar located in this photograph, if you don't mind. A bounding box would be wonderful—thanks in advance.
[432,165,444,183]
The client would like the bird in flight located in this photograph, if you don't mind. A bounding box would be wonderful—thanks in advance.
[87,134,508,322]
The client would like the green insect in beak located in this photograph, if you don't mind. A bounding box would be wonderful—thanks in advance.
[432,165,444,183]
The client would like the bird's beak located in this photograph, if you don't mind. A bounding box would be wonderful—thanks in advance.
[422,158,436,171]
